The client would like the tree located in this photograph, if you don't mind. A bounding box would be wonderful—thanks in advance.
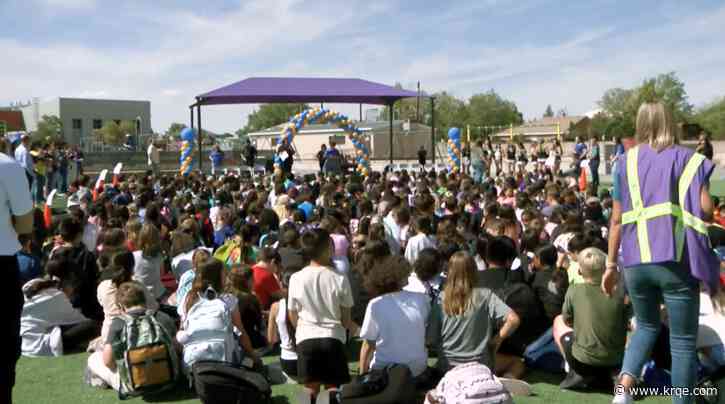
[165,122,186,139]
[424,92,468,140]
[240,103,309,135]
[96,121,124,145]
[464,90,523,140]
[34,115,62,144]
[544,105,554,117]
[598,72,693,136]
[381,83,422,122]
[693,97,725,139]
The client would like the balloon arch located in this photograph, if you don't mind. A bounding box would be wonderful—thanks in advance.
[275,107,371,176]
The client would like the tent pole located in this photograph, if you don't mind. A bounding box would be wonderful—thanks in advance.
[197,104,202,173]
[190,107,194,130]
[430,97,436,169]
[359,104,363,122]
[389,101,394,165]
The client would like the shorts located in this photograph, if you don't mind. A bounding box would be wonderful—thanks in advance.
[560,332,617,377]
[297,338,350,386]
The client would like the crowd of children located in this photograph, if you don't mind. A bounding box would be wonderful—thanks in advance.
[7,117,725,404]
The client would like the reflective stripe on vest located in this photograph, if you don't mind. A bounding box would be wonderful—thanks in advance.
[621,146,708,263]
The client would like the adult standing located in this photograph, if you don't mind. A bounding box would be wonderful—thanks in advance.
[146,139,160,178]
[696,132,713,161]
[0,138,34,404]
[470,141,486,183]
[604,102,719,404]
[610,137,625,178]
[417,145,427,172]
[209,145,223,176]
[316,144,327,173]
[14,134,34,192]
[588,136,601,191]
[277,139,295,175]
[320,141,341,175]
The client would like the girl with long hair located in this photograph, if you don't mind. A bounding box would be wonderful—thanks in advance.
[132,223,165,301]
[179,258,258,369]
[428,252,522,378]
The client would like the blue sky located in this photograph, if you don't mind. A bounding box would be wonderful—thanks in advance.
[2,0,724,133]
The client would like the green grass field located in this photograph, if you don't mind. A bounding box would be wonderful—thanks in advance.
[14,351,674,404]
[16,176,725,404]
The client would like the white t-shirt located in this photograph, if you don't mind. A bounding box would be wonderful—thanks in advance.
[359,291,430,377]
[288,265,354,344]
[147,144,160,165]
[0,153,33,255]
[404,233,437,264]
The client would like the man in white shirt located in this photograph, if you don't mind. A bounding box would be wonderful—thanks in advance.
[147,140,160,177]
[0,140,34,403]
[14,135,34,191]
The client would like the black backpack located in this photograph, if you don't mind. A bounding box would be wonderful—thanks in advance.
[495,271,547,355]
[338,364,417,404]
[192,361,272,404]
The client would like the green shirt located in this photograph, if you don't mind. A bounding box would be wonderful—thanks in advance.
[427,288,511,371]
[562,283,630,366]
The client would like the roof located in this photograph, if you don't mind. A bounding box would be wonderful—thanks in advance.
[493,116,589,137]
[0,111,25,131]
[247,120,428,137]
[196,77,419,106]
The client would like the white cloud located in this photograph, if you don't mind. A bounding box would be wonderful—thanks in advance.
[1,0,724,134]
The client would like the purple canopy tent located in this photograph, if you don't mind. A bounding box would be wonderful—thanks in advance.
[190,77,434,170]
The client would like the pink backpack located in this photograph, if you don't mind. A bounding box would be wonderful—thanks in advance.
[425,363,512,404]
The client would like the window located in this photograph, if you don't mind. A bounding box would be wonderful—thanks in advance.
[93,119,102,129]
[72,119,82,130]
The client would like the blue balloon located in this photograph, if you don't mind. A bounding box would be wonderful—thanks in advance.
[448,127,460,141]
[180,127,195,142]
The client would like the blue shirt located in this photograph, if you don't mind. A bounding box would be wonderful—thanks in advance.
[17,251,42,284]
[210,151,224,167]
[575,143,587,158]
[213,225,235,249]
[298,201,314,221]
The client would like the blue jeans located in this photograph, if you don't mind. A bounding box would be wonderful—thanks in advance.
[621,263,699,404]
[33,175,46,204]
[472,162,485,184]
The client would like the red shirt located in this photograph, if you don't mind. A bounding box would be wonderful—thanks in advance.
[251,264,281,309]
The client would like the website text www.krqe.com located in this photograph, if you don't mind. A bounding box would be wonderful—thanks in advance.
[616,383,719,399]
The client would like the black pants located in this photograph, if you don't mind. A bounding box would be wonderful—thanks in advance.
[25,172,33,192]
[1,255,23,404]
[60,320,100,353]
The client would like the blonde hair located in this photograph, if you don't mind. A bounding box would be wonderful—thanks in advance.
[636,102,678,152]
[577,247,606,282]
[442,252,477,316]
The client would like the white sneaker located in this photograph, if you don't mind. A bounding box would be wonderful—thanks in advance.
[611,386,633,404]
[499,378,532,396]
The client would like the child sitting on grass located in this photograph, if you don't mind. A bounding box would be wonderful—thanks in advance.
[553,247,631,390]
[86,281,178,392]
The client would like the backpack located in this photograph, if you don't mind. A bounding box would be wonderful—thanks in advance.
[425,363,512,404]
[181,294,237,370]
[192,361,272,404]
[115,310,180,400]
[496,273,546,355]
[339,364,417,404]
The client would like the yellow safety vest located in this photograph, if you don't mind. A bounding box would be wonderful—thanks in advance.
[621,146,709,263]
